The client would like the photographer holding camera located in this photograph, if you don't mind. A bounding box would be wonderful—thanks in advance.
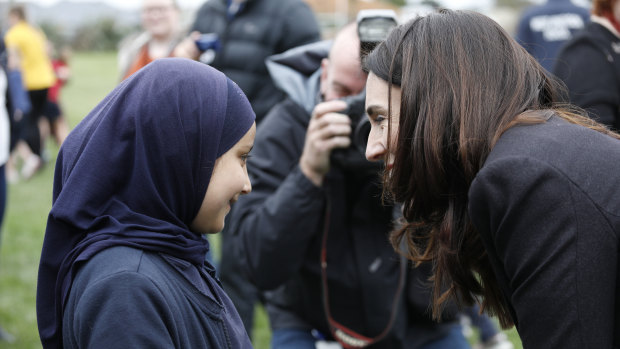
[223,21,469,349]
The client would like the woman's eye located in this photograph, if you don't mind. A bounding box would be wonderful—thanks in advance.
[241,154,251,164]
[374,115,386,124]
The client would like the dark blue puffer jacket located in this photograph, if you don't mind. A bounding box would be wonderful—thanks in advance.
[190,0,321,122]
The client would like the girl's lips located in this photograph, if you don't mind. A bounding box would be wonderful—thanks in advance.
[229,195,240,206]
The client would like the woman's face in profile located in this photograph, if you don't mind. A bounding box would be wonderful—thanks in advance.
[364,72,401,172]
[190,123,256,234]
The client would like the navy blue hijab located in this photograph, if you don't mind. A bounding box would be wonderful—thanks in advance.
[36,58,255,348]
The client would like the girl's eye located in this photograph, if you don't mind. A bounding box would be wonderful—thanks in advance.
[241,154,251,164]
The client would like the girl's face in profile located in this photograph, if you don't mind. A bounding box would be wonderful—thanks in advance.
[364,72,401,171]
[190,123,256,234]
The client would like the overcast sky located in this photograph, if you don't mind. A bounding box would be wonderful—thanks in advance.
[1,0,199,10]
[1,0,589,13]
[5,0,498,11]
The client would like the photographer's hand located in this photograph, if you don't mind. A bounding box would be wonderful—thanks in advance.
[300,100,351,186]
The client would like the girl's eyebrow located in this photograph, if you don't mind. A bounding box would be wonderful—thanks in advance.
[240,145,254,153]
[366,105,387,116]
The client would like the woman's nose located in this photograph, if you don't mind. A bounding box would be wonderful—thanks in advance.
[365,133,386,162]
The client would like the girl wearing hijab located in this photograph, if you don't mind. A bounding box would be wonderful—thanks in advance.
[36,58,256,349]
[364,9,620,348]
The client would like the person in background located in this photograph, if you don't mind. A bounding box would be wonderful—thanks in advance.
[36,58,255,349]
[4,5,55,180]
[364,9,620,348]
[553,0,620,129]
[0,38,14,345]
[225,22,470,349]
[118,0,184,80]
[187,0,321,122]
[460,305,512,349]
[515,0,590,72]
[41,42,70,148]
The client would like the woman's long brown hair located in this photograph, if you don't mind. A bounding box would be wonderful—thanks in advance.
[363,9,620,328]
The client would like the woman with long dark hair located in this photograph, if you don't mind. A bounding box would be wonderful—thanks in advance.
[364,9,620,348]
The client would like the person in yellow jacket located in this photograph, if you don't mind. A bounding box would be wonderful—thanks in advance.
[4,5,55,181]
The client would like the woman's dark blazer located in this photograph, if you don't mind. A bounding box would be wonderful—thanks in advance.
[469,115,620,348]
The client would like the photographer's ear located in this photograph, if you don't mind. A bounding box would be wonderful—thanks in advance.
[319,58,330,96]
[320,58,330,72]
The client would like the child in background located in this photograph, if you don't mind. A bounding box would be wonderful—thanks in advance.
[41,42,70,150]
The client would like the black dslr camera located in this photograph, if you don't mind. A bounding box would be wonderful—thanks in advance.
[331,10,398,172]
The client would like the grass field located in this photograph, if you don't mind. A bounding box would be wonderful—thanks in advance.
[0,52,522,349]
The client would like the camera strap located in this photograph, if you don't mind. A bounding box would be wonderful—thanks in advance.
[320,195,406,348]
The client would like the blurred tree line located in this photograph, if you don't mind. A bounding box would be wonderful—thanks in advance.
[412,0,531,9]
[40,18,139,52]
[38,0,536,52]
[496,0,531,8]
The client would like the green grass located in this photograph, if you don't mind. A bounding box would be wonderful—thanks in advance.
[0,51,120,349]
[0,52,522,349]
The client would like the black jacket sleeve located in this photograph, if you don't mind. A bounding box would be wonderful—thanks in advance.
[469,156,618,348]
[227,101,326,290]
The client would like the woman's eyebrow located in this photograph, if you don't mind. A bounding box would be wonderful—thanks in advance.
[366,105,387,116]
